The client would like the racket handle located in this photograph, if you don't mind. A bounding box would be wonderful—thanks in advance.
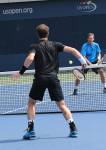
[82,64,87,70]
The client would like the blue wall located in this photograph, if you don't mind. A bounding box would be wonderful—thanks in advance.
[0,0,106,71]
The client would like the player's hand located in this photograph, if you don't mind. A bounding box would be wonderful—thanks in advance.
[82,64,87,70]
[12,72,21,80]
[87,62,92,65]
[82,60,87,68]
[97,60,102,64]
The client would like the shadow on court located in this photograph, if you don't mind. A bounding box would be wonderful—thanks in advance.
[0,136,69,144]
[0,139,24,144]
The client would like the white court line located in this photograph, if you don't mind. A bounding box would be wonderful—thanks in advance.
[1,100,51,115]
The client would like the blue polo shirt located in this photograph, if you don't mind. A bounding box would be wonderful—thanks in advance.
[81,42,101,62]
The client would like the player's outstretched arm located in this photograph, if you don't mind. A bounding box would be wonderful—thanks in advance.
[23,52,35,68]
[83,56,92,65]
[97,52,102,64]
[12,51,35,80]
[64,46,87,65]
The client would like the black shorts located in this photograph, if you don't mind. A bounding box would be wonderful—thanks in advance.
[83,61,99,74]
[29,75,64,101]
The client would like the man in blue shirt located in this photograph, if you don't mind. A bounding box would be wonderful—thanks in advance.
[73,33,106,95]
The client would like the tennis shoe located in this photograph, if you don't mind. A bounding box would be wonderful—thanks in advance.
[73,89,78,95]
[23,128,36,140]
[69,122,78,138]
[103,88,106,93]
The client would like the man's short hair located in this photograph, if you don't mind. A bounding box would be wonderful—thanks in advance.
[87,33,95,38]
[36,24,49,38]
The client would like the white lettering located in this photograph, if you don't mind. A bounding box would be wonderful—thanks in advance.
[77,1,97,13]
[2,7,34,15]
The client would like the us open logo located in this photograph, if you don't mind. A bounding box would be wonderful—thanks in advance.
[77,1,97,13]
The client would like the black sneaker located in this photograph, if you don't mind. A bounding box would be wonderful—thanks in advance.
[69,122,78,138]
[103,88,106,93]
[73,89,78,95]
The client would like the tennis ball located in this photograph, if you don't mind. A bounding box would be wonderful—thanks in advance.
[69,60,73,65]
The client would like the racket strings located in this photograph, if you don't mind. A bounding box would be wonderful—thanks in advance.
[73,69,85,80]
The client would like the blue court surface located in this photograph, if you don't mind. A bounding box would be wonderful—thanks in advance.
[0,112,106,150]
[1,80,106,114]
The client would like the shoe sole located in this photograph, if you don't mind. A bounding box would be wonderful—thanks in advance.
[69,132,78,138]
[23,135,36,140]
[69,134,78,138]
[23,137,36,140]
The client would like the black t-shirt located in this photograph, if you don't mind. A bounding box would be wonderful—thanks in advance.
[30,40,65,76]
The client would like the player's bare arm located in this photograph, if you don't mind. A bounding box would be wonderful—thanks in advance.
[24,51,35,68]
[97,52,102,63]
[84,52,102,65]
[63,46,87,65]
[83,56,92,65]
[12,51,35,80]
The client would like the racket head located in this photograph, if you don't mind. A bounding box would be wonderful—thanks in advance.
[72,69,85,80]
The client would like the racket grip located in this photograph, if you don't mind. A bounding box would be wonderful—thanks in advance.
[78,56,87,65]
[81,64,87,72]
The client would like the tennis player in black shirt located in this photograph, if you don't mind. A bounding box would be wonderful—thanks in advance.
[13,24,87,139]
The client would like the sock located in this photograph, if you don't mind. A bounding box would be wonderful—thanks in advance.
[67,117,74,125]
[67,118,77,131]
[28,120,34,131]
[104,83,106,88]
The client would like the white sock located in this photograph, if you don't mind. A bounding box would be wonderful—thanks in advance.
[28,120,34,123]
[67,117,74,124]
[104,83,106,88]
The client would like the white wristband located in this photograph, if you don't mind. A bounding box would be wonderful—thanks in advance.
[78,56,86,65]
[98,54,101,61]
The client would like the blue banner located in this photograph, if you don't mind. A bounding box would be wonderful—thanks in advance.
[0,0,106,71]
[0,0,106,21]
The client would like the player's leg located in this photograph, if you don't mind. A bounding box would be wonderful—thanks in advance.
[73,79,80,95]
[23,78,46,139]
[23,98,36,140]
[98,68,106,93]
[27,98,36,130]
[48,77,78,137]
[56,100,78,137]
[73,68,88,95]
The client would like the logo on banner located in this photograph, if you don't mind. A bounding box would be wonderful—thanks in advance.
[77,1,97,13]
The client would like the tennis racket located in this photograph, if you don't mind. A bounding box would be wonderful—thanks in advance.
[72,68,85,80]
[72,54,106,80]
